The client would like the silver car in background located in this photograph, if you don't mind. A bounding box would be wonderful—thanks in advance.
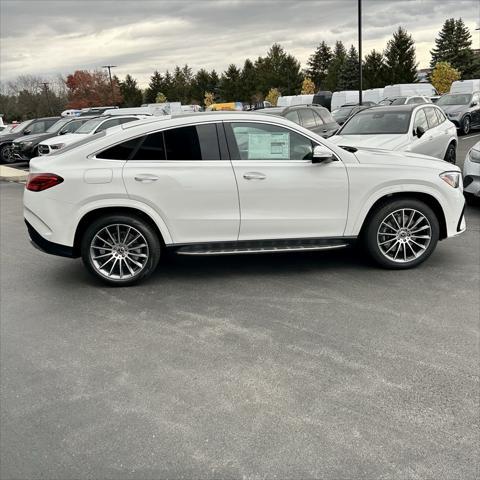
[463,141,480,205]
[330,104,458,163]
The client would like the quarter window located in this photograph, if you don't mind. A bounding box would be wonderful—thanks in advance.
[97,137,143,160]
[434,108,446,124]
[95,118,121,132]
[298,109,317,129]
[284,110,300,125]
[316,109,335,124]
[413,109,429,131]
[227,122,314,161]
[132,132,166,160]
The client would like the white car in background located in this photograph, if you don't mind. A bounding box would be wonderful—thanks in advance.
[37,115,145,155]
[463,141,480,205]
[378,95,432,105]
[24,112,465,286]
[330,104,458,163]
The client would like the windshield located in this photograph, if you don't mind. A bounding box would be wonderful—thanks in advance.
[9,120,32,133]
[340,110,411,135]
[334,106,354,116]
[436,94,472,106]
[378,98,394,105]
[46,118,71,133]
[75,117,104,134]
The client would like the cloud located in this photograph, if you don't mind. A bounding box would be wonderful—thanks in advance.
[1,0,479,87]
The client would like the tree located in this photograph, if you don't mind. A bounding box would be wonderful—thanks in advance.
[301,77,315,94]
[239,59,258,104]
[430,18,476,78]
[363,50,386,89]
[431,61,461,94]
[155,92,167,103]
[119,74,143,107]
[306,41,332,89]
[143,70,163,104]
[265,87,281,106]
[338,45,359,90]
[204,91,215,108]
[219,64,241,101]
[324,41,347,91]
[384,27,418,84]
[191,68,211,103]
[65,70,122,109]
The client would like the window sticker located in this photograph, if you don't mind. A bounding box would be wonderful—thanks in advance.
[247,132,290,159]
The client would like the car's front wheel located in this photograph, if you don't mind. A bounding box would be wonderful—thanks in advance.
[81,214,161,286]
[0,143,15,164]
[444,142,456,164]
[460,116,471,135]
[364,199,439,269]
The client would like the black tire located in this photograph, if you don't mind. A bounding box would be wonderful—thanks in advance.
[460,116,471,136]
[81,214,161,286]
[444,142,456,164]
[0,143,14,164]
[363,198,440,269]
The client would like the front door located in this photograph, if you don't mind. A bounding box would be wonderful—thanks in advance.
[224,121,349,240]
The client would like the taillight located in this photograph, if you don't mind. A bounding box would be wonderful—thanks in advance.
[26,173,64,192]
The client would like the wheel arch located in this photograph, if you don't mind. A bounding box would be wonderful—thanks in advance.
[359,192,447,240]
[73,206,168,256]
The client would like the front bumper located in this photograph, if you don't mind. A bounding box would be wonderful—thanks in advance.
[25,220,75,258]
[463,158,480,197]
[12,143,35,161]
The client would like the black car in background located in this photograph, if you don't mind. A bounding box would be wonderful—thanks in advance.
[263,104,340,138]
[0,117,60,163]
[11,116,96,161]
[331,102,376,125]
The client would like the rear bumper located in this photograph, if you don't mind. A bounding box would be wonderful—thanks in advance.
[25,220,76,258]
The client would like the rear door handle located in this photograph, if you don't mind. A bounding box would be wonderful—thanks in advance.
[134,174,159,183]
[243,172,266,180]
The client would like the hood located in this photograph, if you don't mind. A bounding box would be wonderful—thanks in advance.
[351,146,455,171]
[13,132,55,145]
[40,133,89,146]
[330,134,408,150]
[0,131,23,142]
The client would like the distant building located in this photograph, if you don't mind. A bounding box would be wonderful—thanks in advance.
[416,68,432,83]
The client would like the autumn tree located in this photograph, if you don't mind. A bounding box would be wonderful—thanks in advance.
[301,77,315,94]
[204,91,215,107]
[265,87,281,106]
[155,92,167,103]
[431,62,461,94]
[65,70,122,109]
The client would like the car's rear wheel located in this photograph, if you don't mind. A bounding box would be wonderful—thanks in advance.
[81,214,161,286]
[460,116,471,136]
[0,143,15,164]
[364,199,439,269]
[444,142,456,164]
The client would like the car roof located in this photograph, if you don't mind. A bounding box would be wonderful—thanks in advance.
[356,104,429,113]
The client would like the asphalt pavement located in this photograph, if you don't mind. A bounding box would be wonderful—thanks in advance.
[1,149,479,479]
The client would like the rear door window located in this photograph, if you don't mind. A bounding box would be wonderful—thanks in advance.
[164,124,220,160]
[316,108,335,124]
[434,108,446,124]
[298,109,317,129]
[284,110,300,125]
[132,132,166,160]
[425,107,440,129]
[413,109,429,132]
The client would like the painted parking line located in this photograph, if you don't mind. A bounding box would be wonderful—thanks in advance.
[459,133,480,141]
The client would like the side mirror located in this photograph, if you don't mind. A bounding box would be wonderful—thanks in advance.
[59,129,68,135]
[312,145,336,163]
[415,126,425,138]
[471,101,478,107]
[23,129,31,135]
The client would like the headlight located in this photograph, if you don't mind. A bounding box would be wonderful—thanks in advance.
[469,148,480,164]
[448,111,461,117]
[50,143,65,150]
[440,171,461,188]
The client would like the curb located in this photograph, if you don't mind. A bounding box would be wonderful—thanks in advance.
[0,165,28,183]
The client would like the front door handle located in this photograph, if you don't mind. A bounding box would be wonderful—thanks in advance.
[135,174,159,183]
[243,172,266,180]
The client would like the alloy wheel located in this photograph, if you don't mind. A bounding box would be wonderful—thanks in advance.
[1,145,15,163]
[89,224,149,280]
[377,208,432,263]
[463,117,470,135]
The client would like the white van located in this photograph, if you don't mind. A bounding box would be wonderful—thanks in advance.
[331,91,359,111]
[383,83,436,98]
[363,88,384,104]
[277,95,314,107]
[450,80,480,94]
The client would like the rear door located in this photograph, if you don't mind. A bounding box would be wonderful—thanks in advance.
[121,123,240,244]
[424,106,446,158]
[410,108,433,156]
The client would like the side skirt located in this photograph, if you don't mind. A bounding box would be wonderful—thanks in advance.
[170,237,357,256]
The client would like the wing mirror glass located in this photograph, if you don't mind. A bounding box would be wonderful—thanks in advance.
[23,129,31,135]
[59,129,68,135]
[415,126,425,138]
[471,101,478,107]
[312,145,336,163]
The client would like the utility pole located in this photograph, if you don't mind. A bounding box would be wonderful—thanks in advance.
[41,82,53,115]
[358,0,363,105]
[102,65,117,105]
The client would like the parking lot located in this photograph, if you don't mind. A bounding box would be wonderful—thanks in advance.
[0,132,478,479]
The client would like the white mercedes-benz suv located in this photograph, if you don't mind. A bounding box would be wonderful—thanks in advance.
[24,112,466,286]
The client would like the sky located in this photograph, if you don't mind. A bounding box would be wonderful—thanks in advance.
[1,0,479,87]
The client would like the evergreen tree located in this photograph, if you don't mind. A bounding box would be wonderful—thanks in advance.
[384,27,418,84]
[143,70,163,104]
[208,70,220,100]
[191,68,210,103]
[338,45,359,90]
[363,50,386,89]
[306,41,332,90]
[240,59,258,104]
[119,74,143,107]
[162,71,174,101]
[324,41,347,91]
[430,18,476,78]
[219,64,241,101]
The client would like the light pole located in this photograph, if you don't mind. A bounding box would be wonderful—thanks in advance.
[358,0,363,105]
[102,65,117,105]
